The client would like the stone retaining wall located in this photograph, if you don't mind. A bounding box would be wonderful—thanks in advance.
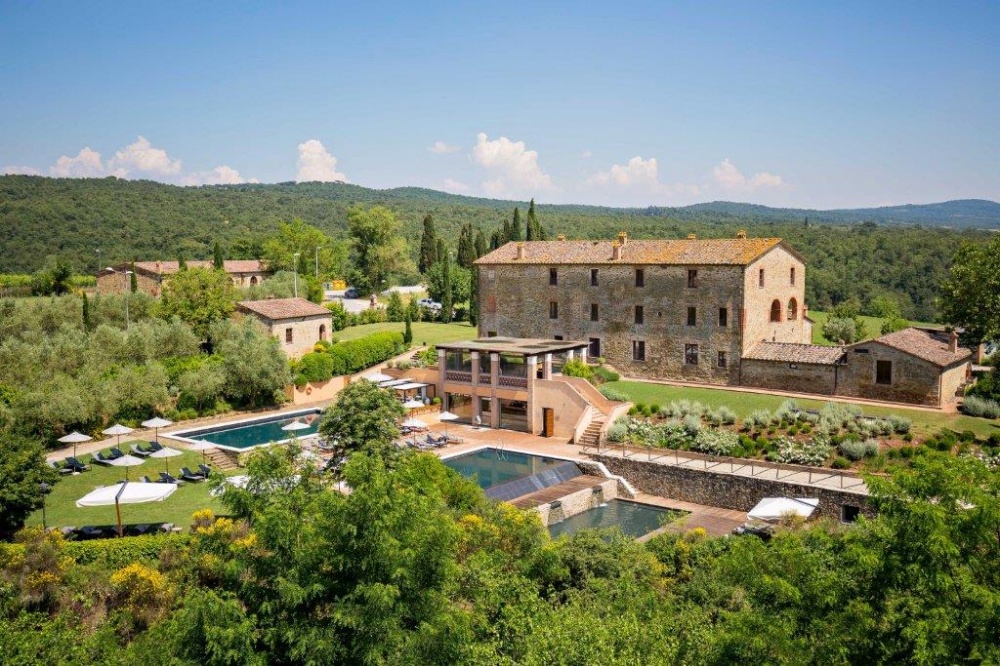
[592,454,872,520]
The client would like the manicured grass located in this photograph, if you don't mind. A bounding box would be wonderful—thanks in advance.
[809,310,937,346]
[334,321,477,346]
[27,446,238,530]
[603,380,1000,439]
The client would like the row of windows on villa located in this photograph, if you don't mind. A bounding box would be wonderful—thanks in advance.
[621,339,725,367]
[547,299,799,324]
[548,267,797,288]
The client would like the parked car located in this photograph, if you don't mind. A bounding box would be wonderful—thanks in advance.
[344,287,360,299]
[417,298,442,311]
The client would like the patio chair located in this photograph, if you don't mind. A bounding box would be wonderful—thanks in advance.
[65,456,90,472]
[158,471,184,485]
[198,463,213,477]
[91,452,114,466]
[180,467,205,483]
[148,441,164,452]
[109,447,125,459]
[131,443,152,457]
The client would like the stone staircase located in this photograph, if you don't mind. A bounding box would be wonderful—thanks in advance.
[204,448,241,472]
[578,415,606,449]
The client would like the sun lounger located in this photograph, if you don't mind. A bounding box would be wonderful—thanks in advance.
[179,467,205,483]
[64,456,90,472]
[109,447,125,459]
[158,471,184,485]
[132,443,152,457]
[91,452,114,466]
[139,475,154,483]
[198,463,213,477]
[148,441,163,452]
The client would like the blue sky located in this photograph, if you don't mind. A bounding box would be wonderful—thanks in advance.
[1,1,997,208]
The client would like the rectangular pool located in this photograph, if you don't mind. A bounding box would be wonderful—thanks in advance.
[167,409,323,452]
[548,499,674,539]
[443,448,568,491]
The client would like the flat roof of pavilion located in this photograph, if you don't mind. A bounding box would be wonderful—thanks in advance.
[436,337,589,356]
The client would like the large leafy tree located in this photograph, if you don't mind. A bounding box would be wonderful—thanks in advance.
[457,223,477,268]
[439,250,453,323]
[318,379,405,457]
[261,218,349,280]
[211,318,291,407]
[158,267,236,339]
[347,206,415,295]
[940,234,1000,344]
[0,434,59,539]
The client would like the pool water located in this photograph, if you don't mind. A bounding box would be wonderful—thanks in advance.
[171,410,322,450]
[548,499,673,539]
[443,448,566,490]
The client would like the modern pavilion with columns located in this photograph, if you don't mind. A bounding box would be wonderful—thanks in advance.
[435,337,591,433]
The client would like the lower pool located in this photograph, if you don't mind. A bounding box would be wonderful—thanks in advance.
[443,448,567,490]
[548,499,674,539]
[167,409,322,451]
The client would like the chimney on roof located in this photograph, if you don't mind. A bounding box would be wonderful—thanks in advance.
[557,234,566,241]
[687,233,697,240]
[612,240,623,261]
[515,242,525,260]
[736,229,747,239]
[617,231,628,246]
[949,329,959,353]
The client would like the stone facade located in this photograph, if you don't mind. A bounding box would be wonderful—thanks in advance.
[740,359,839,395]
[593,454,872,521]
[255,313,332,360]
[477,238,809,385]
[837,341,969,406]
[96,260,269,297]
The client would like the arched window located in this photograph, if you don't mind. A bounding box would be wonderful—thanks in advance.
[769,299,782,323]
[787,298,798,320]
[319,324,327,341]
[250,276,258,286]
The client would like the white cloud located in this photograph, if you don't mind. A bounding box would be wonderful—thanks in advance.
[180,165,259,186]
[587,156,661,188]
[107,136,182,178]
[2,165,42,175]
[429,140,460,154]
[50,147,106,178]
[712,158,783,192]
[472,132,555,196]
[581,150,592,159]
[296,139,346,183]
[441,178,470,193]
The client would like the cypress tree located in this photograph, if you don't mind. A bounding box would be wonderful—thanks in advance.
[419,214,437,273]
[526,198,546,240]
[511,207,523,241]
[129,261,138,293]
[458,223,477,268]
[474,229,488,258]
[403,308,413,345]
[82,293,90,332]
[440,251,453,324]
[490,229,502,250]
[178,254,187,271]
[213,240,225,270]
[501,219,512,244]
[435,238,446,268]
[468,266,478,327]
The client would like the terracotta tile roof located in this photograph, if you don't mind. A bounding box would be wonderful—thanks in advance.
[238,298,331,320]
[868,327,971,367]
[132,260,267,276]
[475,238,786,266]
[745,342,846,365]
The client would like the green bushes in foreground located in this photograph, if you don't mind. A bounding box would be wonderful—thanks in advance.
[292,332,407,386]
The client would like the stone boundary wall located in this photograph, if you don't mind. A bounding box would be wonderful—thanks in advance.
[592,454,872,520]
[535,478,618,527]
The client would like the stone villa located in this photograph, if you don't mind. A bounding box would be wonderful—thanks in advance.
[237,297,333,360]
[474,233,971,407]
[96,260,270,296]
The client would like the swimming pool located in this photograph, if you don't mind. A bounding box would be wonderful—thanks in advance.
[443,448,568,491]
[548,499,674,539]
[167,409,323,452]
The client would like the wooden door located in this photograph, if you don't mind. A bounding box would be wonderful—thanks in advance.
[542,408,554,437]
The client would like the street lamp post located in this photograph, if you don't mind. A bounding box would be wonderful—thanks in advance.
[293,252,301,298]
[39,482,51,529]
[315,245,321,279]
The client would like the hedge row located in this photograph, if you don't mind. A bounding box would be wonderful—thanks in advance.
[1,533,188,569]
[293,332,408,386]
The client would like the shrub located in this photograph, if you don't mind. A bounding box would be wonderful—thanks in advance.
[989,432,1000,447]
[649,403,661,416]
[960,396,1000,419]
[959,430,977,443]
[887,414,912,434]
[787,426,799,436]
[432,396,441,405]
[831,456,851,469]
[292,351,335,386]
[774,399,800,422]
[744,409,772,430]
[606,419,629,443]
[592,366,620,383]
[599,386,630,402]
[902,432,913,442]
[65,534,187,567]
[693,428,740,456]
[682,414,702,437]
[562,359,595,383]
[327,331,407,376]
[839,439,867,461]
[768,436,832,466]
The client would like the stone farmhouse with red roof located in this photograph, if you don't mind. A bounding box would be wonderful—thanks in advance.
[97,260,270,297]
[237,297,333,359]
[475,232,972,407]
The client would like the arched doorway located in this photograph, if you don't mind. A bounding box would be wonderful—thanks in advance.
[769,299,782,323]
[787,298,798,320]
[250,276,258,286]
[319,324,327,341]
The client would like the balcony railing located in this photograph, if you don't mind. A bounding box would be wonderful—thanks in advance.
[445,370,472,383]
[498,375,528,389]
[478,373,492,385]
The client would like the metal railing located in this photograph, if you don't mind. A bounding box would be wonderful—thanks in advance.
[444,370,472,383]
[498,375,528,389]
[478,373,492,385]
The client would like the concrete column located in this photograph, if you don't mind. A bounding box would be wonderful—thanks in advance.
[470,351,480,422]
[579,346,587,364]
[438,351,447,411]
[567,349,575,361]
[543,353,553,379]
[526,356,538,433]
[490,352,500,428]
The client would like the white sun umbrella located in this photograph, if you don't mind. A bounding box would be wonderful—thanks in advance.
[102,423,134,450]
[362,371,394,383]
[438,410,459,440]
[403,398,424,411]
[187,440,216,464]
[149,445,183,474]
[76,481,176,537]
[401,417,427,430]
[282,419,312,432]
[58,431,92,458]
[747,497,819,523]
[106,454,145,481]
[141,417,173,446]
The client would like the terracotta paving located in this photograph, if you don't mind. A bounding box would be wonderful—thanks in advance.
[510,476,606,509]
[633,493,746,538]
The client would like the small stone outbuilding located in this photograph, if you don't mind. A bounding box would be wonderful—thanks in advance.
[237,298,332,359]
[97,260,269,296]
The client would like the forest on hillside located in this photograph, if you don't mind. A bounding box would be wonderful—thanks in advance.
[2,175,996,320]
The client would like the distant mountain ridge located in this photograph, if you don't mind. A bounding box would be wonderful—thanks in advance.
[677,199,1000,227]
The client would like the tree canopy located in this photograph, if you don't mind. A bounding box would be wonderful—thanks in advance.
[940,233,1000,343]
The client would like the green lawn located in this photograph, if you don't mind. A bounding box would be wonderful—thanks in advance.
[603,380,1000,439]
[334,321,477,346]
[809,310,937,346]
[27,446,238,531]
